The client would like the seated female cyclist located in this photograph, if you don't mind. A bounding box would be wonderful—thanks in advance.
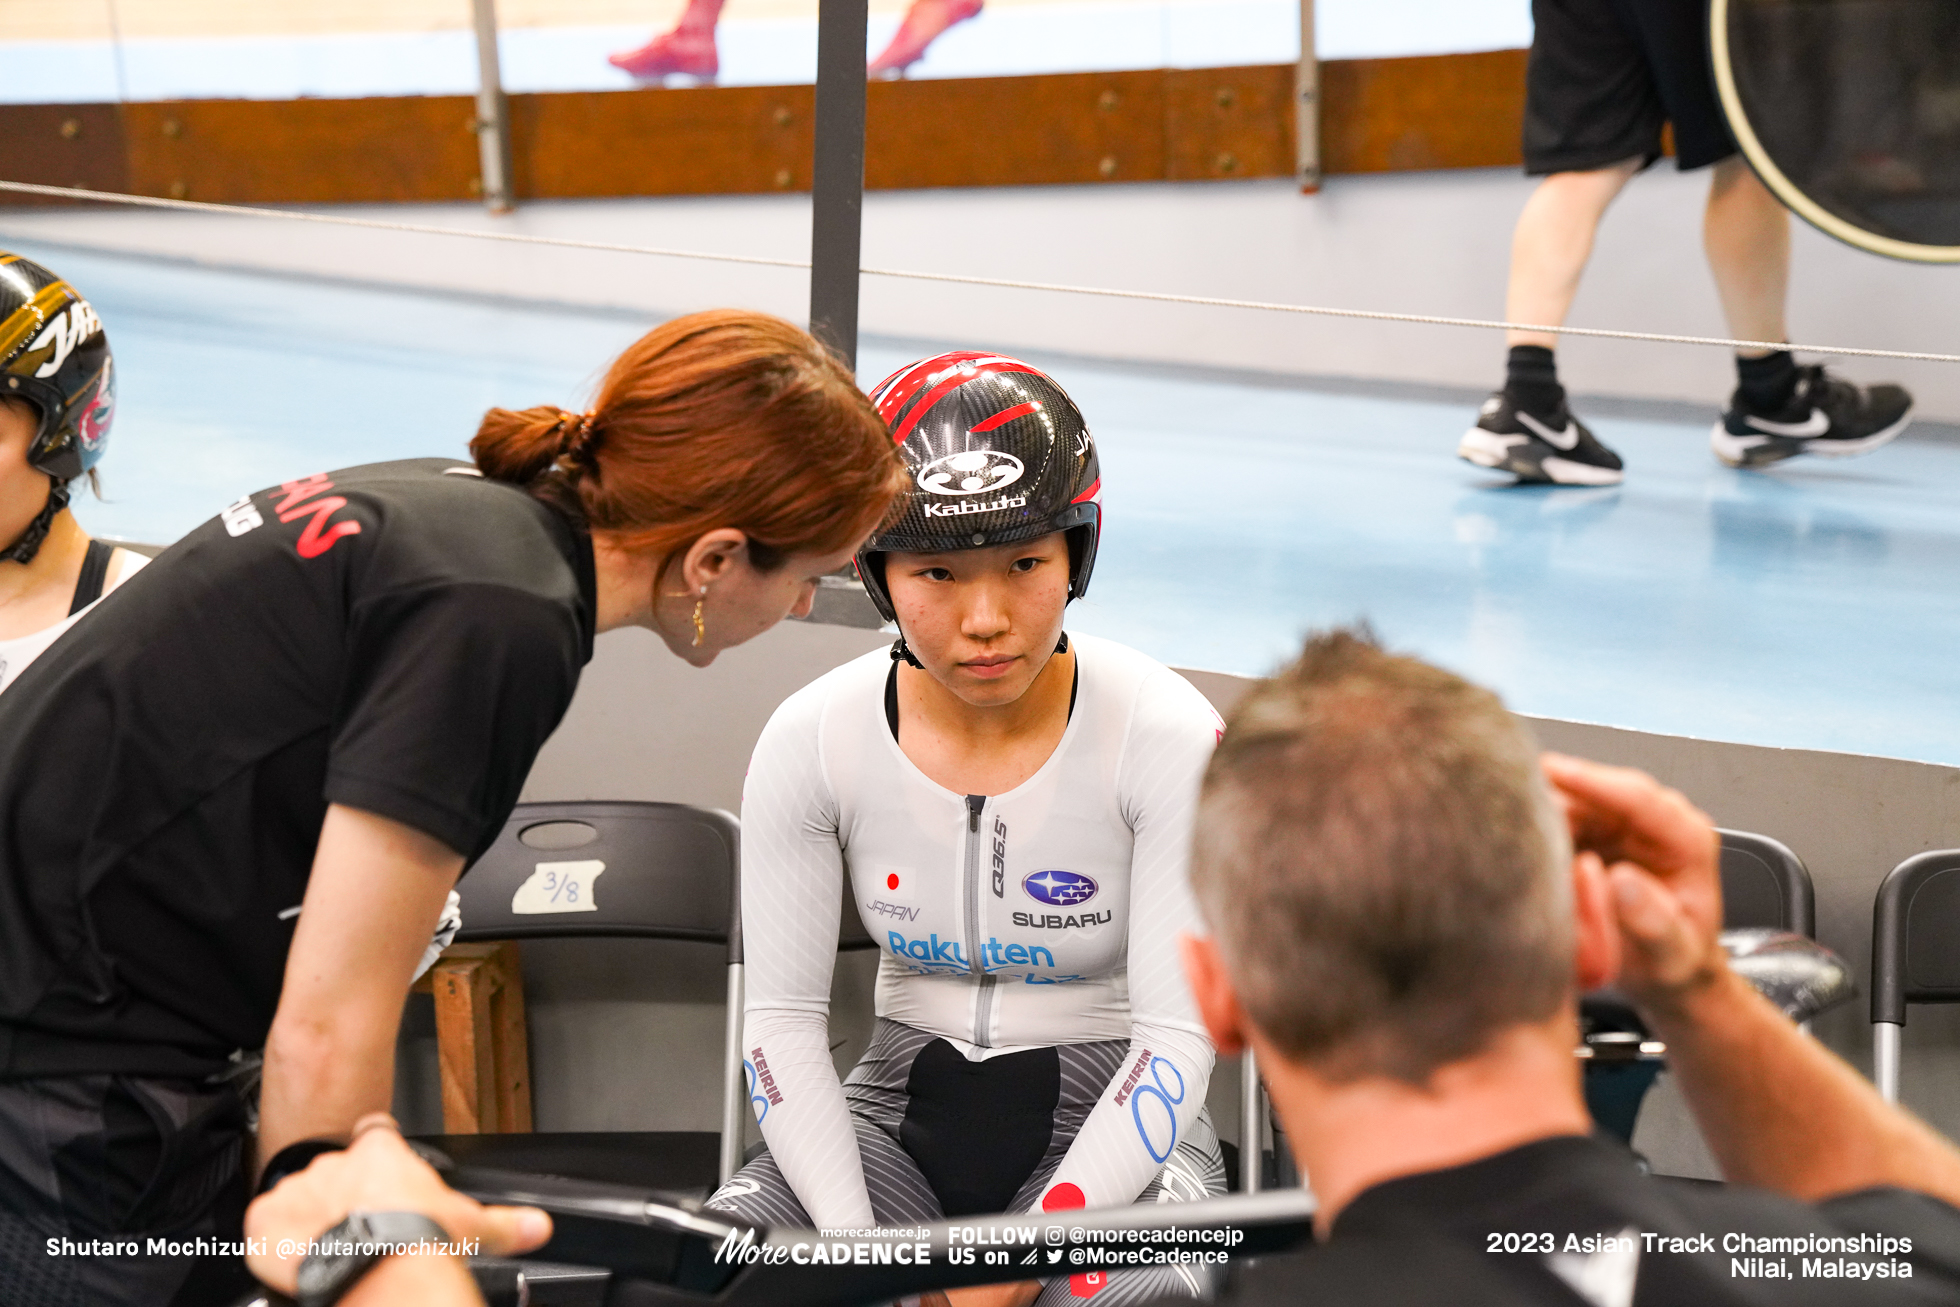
[0,250,146,693]
[709,353,1225,1307]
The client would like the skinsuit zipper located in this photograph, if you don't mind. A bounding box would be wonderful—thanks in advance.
[964,794,996,1048]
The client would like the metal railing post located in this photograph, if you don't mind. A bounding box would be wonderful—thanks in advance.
[809,0,869,369]
[1295,0,1320,193]
[471,0,514,213]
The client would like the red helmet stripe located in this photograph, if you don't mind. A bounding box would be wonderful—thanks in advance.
[888,357,1043,445]
[1070,478,1101,505]
[869,356,945,417]
[870,351,1009,425]
[968,401,1040,434]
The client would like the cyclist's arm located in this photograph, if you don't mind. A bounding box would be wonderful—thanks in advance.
[1032,673,1220,1211]
[739,693,878,1229]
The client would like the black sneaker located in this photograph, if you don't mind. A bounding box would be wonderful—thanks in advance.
[1458,393,1625,486]
[1711,365,1913,469]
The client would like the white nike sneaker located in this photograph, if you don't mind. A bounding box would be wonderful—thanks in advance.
[1458,393,1625,486]
[1711,366,1914,469]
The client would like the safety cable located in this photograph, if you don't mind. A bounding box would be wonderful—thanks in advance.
[4,178,1957,366]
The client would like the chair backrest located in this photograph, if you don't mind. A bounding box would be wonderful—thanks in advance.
[1872,850,1960,1025]
[454,801,740,957]
[1718,828,1815,938]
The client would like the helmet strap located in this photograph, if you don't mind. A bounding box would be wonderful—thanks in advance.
[2,476,69,566]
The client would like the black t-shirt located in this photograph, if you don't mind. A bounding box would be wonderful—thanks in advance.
[1206,1136,1960,1306]
[0,459,596,1079]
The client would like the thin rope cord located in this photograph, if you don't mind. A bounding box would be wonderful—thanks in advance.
[0,182,807,269]
[4,179,1957,365]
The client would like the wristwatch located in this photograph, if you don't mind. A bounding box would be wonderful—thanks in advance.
[296,1210,451,1307]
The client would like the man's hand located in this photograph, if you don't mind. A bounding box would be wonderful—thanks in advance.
[246,1115,551,1296]
[1541,753,1728,1014]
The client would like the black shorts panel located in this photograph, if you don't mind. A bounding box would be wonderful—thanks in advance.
[0,1075,251,1307]
[1524,0,1738,175]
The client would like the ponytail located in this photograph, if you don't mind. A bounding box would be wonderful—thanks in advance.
[472,404,593,487]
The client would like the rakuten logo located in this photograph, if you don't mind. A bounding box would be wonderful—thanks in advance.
[883,931,1059,972]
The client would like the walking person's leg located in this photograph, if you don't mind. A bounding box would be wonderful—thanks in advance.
[1459,0,1661,486]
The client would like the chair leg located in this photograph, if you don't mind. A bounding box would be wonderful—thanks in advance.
[1874,1021,1903,1104]
[433,953,499,1133]
[720,962,747,1183]
[488,942,533,1132]
[1241,1048,1263,1194]
[428,942,535,1134]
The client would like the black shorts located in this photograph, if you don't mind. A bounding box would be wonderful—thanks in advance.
[1524,0,1738,174]
[0,1075,254,1307]
[709,1020,1226,1307]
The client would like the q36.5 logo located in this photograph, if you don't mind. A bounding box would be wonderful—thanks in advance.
[918,450,1026,497]
[1023,869,1097,907]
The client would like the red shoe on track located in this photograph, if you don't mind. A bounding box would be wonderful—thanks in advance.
[868,0,983,77]
[609,28,719,81]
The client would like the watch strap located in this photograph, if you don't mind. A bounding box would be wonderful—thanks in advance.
[296,1210,452,1307]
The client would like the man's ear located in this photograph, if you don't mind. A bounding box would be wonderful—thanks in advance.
[1180,934,1248,1056]
[1571,850,1622,993]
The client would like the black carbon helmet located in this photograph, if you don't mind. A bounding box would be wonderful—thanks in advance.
[856,352,1100,623]
[1,251,115,486]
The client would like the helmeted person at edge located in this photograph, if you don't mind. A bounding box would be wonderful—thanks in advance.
[0,306,907,1305]
[0,251,147,696]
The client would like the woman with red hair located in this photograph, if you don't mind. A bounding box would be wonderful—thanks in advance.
[0,309,904,1306]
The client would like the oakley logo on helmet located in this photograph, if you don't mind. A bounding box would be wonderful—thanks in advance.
[918,450,1026,497]
[25,299,102,380]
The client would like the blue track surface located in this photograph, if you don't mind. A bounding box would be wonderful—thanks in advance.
[15,241,1958,765]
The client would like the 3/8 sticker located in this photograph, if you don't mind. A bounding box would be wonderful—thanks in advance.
[511,860,605,914]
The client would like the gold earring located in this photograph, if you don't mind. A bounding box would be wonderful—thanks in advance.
[661,585,708,646]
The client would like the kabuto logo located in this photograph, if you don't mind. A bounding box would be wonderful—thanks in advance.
[923,494,1027,519]
[1023,870,1097,908]
[918,450,1026,496]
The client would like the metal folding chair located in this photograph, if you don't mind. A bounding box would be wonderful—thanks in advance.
[412,800,746,1195]
[1717,828,1815,937]
[1871,850,1960,1103]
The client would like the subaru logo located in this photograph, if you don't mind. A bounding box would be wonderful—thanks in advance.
[918,450,1026,497]
[1023,870,1097,907]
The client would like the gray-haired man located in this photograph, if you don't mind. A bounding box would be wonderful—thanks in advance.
[1173,630,1960,1305]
